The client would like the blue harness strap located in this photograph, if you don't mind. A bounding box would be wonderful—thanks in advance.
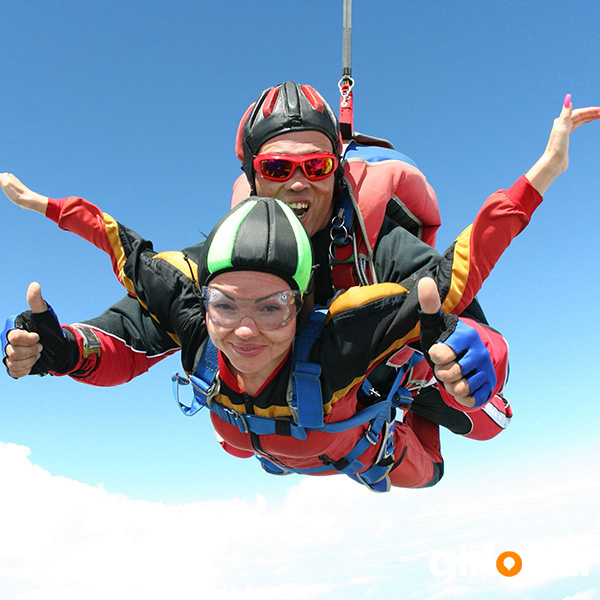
[172,339,219,416]
[290,309,327,429]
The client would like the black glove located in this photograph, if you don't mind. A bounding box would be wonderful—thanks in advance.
[13,306,79,375]
[419,309,460,359]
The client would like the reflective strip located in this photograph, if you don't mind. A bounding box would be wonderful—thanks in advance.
[482,399,512,429]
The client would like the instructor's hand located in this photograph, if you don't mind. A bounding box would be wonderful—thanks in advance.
[418,277,496,408]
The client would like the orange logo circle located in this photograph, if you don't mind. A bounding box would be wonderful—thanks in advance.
[496,551,522,577]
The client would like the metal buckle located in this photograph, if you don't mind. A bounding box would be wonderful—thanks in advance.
[223,407,249,434]
[365,422,380,446]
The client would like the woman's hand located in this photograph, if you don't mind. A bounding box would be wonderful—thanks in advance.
[526,95,600,195]
[0,172,49,215]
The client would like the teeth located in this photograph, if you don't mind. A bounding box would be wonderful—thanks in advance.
[288,202,309,216]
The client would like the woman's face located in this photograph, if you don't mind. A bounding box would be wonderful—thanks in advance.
[205,271,297,392]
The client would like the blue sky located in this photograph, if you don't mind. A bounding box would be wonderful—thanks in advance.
[1,1,599,598]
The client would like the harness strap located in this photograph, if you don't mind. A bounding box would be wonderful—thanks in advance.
[256,360,420,491]
[291,309,327,429]
[173,371,405,436]
[173,360,413,492]
[329,185,354,250]
[329,171,377,288]
[382,351,423,405]
[172,340,219,416]
[256,388,409,493]
[348,421,397,493]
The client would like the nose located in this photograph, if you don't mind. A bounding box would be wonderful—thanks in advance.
[234,315,261,337]
[284,166,310,191]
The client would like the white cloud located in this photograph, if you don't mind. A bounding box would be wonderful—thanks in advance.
[562,591,598,600]
[0,442,598,600]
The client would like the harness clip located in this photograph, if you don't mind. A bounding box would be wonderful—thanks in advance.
[365,424,380,446]
[222,407,249,434]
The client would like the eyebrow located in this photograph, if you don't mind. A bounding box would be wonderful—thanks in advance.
[210,287,289,304]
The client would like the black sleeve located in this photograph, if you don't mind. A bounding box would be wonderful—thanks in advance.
[122,248,208,372]
[81,294,179,356]
[81,240,207,364]
[373,217,441,284]
[375,218,501,332]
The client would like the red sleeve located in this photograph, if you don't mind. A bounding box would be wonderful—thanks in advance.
[47,197,113,251]
[45,197,180,386]
[46,196,129,288]
[441,176,543,316]
[49,325,177,386]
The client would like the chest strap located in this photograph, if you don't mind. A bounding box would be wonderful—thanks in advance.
[290,309,327,429]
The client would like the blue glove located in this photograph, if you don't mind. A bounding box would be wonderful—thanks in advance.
[420,310,496,408]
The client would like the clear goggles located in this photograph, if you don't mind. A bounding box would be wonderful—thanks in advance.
[202,286,303,330]
[253,152,338,181]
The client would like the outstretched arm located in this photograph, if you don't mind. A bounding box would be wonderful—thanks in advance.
[2,180,208,379]
[418,96,600,405]
[439,97,600,317]
[0,178,181,383]
[330,97,600,410]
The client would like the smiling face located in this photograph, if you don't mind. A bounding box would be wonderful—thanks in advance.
[206,271,297,395]
[253,130,337,237]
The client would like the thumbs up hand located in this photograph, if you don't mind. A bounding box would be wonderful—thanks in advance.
[418,277,497,408]
[2,282,75,378]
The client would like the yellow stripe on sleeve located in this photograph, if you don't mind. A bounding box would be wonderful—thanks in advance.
[441,224,472,314]
[102,213,137,296]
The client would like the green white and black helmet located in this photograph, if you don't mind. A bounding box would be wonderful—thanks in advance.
[198,196,315,330]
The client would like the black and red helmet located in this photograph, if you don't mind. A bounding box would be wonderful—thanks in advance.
[235,81,343,193]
